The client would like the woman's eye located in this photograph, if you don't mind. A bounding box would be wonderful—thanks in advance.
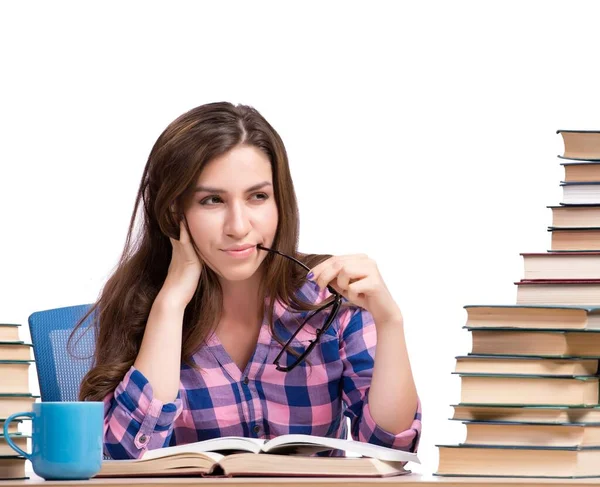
[199,193,268,206]
[200,196,222,206]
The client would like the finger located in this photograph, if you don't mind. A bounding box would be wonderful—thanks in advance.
[314,260,343,291]
[347,277,374,303]
[309,254,369,278]
[310,256,348,283]
[336,263,369,292]
[307,256,335,281]
[330,253,368,261]
[313,257,370,289]
[172,221,199,263]
[335,268,350,292]
[179,220,191,245]
[348,276,381,296]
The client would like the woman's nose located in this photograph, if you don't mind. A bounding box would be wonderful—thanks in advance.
[224,201,252,238]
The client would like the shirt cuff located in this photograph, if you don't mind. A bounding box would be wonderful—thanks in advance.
[113,365,183,450]
[359,395,422,453]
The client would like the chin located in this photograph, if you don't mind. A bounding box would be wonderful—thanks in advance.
[219,270,257,282]
[214,261,262,282]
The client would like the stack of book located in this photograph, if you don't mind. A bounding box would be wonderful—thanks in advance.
[436,130,600,479]
[0,323,37,480]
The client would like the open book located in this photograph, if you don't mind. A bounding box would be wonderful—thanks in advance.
[97,434,419,478]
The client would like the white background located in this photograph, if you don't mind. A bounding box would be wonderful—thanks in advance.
[2,0,600,474]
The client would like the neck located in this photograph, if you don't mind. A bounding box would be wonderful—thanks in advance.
[219,271,264,324]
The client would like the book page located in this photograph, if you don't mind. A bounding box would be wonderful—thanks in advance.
[262,434,420,463]
[141,437,266,460]
[219,453,411,478]
[141,448,226,462]
[98,452,224,477]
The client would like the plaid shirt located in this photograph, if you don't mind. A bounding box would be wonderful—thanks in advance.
[103,280,422,460]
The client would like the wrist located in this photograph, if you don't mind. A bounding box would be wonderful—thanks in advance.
[375,316,405,334]
[155,288,189,313]
[371,298,403,327]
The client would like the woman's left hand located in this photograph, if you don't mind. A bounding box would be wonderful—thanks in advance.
[308,254,403,326]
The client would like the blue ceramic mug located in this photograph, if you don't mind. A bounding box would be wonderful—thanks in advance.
[3,402,104,480]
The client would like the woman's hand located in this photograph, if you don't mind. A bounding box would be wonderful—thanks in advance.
[162,220,203,309]
[308,254,402,326]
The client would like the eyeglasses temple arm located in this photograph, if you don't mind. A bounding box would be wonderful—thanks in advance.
[257,244,341,296]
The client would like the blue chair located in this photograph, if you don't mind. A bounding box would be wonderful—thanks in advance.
[28,304,96,402]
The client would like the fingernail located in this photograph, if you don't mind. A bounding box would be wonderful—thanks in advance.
[306,272,314,281]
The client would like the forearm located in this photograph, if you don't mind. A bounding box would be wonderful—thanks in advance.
[103,367,181,459]
[368,318,418,434]
[133,290,185,403]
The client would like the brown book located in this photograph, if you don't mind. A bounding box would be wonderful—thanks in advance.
[0,395,37,419]
[515,279,600,305]
[459,374,599,406]
[97,434,418,478]
[549,205,600,228]
[0,420,22,436]
[437,444,600,477]
[469,329,600,357]
[0,326,20,342]
[0,363,30,394]
[452,404,600,424]
[455,355,598,376]
[0,457,26,480]
[521,252,600,279]
[463,421,600,448]
[562,162,600,182]
[558,130,600,161]
[465,304,600,330]
[0,343,32,361]
[0,435,28,456]
[549,227,600,251]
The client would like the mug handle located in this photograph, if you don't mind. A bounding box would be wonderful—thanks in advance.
[3,411,33,459]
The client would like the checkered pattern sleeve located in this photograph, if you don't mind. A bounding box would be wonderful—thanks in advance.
[102,365,183,459]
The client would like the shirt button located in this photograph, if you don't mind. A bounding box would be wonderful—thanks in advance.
[243,377,249,385]
[139,434,147,443]
[253,425,260,434]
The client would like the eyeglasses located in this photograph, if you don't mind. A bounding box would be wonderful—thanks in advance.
[257,244,343,372]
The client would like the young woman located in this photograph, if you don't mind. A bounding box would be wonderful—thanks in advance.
[76,102,421,460]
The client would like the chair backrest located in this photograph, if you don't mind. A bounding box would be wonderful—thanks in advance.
[28,304,96,402]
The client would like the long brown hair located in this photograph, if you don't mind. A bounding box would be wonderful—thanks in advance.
[74,102,331,402]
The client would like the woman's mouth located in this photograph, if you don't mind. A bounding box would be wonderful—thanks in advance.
[222,245,256,259]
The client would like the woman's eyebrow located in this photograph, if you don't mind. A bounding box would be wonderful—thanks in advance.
[194,181,272,193]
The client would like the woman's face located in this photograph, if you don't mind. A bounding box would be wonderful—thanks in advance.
[183,145,279,283]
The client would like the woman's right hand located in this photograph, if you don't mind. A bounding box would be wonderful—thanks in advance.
[162,220,203,309]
